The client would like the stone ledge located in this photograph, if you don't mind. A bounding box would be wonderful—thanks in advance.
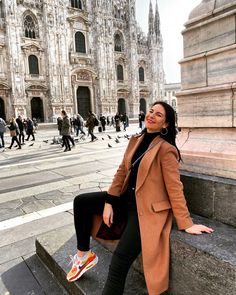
[36,214,236,295]
[181,171,236,227]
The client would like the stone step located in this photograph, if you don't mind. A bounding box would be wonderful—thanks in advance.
[36,223,148,295]
[36,214,236,295]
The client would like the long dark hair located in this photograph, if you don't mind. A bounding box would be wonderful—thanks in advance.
[148,101,182,161]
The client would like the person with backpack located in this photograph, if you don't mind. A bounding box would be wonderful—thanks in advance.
[85,110,98,142]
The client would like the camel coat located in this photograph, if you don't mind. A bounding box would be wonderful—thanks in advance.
[93,134,193,295]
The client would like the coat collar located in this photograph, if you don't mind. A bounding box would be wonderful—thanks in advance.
[135,136,164,193]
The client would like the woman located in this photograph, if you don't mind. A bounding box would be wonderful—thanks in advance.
[61,110,71,152]
[8,117,21,149]
[67,102,213,295]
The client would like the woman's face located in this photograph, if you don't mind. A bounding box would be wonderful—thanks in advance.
[145,104,168,133]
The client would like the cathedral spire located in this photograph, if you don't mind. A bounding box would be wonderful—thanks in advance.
[148,0,154,35]
[154,0,160,37]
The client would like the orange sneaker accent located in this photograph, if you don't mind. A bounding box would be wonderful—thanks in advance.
[67,251,98,282]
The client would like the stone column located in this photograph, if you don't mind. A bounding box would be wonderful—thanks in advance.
[177,1,236,180]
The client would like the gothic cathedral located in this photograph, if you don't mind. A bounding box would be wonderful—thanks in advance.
[0,0,164,122]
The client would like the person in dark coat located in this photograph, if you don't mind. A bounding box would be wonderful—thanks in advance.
[85,111,98,142]
[16,115,25,145]
[61,110,71,152]
[25,118,35,141]
[99,114,106,131]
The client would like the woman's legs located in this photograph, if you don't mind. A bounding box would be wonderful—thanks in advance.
[73,191,106,251]
[102,206,141,295]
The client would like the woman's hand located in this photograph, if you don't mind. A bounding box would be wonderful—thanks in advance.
[185,224,214,235]
[103,203,114,227]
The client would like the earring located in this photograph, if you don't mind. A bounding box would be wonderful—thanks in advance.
[161,127,168,136]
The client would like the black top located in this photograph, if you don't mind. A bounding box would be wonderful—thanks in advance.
[106,131,161,205]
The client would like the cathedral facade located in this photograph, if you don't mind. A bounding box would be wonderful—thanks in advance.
[0,0,164,122]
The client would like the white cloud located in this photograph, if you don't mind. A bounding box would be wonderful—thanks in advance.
[135,0,201,83]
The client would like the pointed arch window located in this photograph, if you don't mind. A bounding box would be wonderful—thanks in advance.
[139,67,145,82]
[114,33,124,52]
[75,31,86,53]
[117,64,124,81]
[29,55,39,75]
[71,0,82,9]
[24,15,37,39]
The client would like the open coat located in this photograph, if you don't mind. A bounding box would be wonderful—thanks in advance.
[93,134,193,295]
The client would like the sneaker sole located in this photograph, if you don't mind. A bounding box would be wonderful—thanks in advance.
[68,256,98,282]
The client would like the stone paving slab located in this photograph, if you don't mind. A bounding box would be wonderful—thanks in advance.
[24,254,68,295]
[0,211,73,248]
[0,236,36,265]
[0,257,45,295]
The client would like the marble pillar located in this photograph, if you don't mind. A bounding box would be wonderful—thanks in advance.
[177,0,236,180]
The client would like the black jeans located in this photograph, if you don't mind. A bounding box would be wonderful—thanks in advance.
[73,191,141,295]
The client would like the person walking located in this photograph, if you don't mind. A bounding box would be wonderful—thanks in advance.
[25,118,35,141]
[138,111,145,130]
[75,114,85,136]
[85,111,98,142]
[8,117,21,149]
[99,114,106,131]
[61,110,71,152]
[0,117,6,148]
[16,115,25,145]
[66,101,214,295]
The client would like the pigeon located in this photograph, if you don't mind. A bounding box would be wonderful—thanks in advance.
[117,135,121,139]
[107,135,112,139]
[74,138,79,142]
[108,143,112,148]
[102,138,104,140]
[115,138,120,143]
[29,143,34,147]
[43,140,48,143]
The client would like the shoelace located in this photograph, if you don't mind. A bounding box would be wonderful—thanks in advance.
[68,254,77,266]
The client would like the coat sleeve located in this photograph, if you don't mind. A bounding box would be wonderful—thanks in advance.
[160,145,193,230]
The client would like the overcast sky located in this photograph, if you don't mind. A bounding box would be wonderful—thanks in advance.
[135,0,201,83]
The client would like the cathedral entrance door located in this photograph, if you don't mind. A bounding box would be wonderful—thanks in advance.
[118,98,126,114]
[77,86,91,119]
[31,97,44,122]
[139,98,146,114]
[0,98,6,120]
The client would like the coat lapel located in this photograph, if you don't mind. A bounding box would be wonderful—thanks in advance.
[125,134,144,170]
[136,137,164,193]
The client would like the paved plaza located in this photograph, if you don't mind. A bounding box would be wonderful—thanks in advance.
[0,123,140,295]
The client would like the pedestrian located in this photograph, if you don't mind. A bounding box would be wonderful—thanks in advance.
[66,101,214,295]
[61,110,71,152]
[75,114,85,136]
[32,117,38,132]
[121,113,128,131]
[25,117,35,141]
[8,117,21,149]
[85,110,98,142]
[138,111,145,130]
[0,117,6,148]
[16,115,25,145]
[114,112,121,132]
[100,114,106,131]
